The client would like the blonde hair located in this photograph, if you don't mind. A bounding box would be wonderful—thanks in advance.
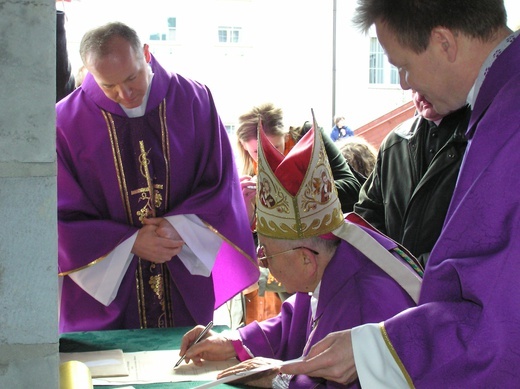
[236,103,285,176]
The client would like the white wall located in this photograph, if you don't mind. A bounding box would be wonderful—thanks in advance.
[60,0,335,130]
[59,0,520,131]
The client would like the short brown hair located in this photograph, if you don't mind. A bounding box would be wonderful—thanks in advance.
[339,136,377,178]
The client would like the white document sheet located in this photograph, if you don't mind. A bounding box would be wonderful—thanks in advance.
[90,349,238,386]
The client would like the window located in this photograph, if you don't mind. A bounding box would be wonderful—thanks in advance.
[224,124,236,136]
[167,17,177,41]
[218,26,241,44]
[369,37,399,86]
[149,17,176,41]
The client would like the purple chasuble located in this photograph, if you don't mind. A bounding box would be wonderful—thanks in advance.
[383,36,520,386]
[57,55,259,332]
[238,224,416,388]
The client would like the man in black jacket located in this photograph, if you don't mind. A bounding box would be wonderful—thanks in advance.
[354,90,470,267]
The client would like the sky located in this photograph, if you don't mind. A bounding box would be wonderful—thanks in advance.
[505,0,520,29]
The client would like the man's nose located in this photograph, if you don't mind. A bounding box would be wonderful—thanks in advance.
[399,70,411,90]
[117,84,132,100]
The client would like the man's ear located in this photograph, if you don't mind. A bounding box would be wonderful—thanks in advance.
[143,43,151,63]
[302,249,318,272]
[431,27,458,62]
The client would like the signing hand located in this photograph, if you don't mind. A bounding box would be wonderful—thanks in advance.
[179,326,236,366]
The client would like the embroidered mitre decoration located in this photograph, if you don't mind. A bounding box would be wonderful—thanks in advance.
[256,112,344,239]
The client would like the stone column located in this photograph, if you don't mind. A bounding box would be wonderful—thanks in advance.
[0,1,59,387]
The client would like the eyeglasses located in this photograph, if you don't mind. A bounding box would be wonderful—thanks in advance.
[256,244,319,268]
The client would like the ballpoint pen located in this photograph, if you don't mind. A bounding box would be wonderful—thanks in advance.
[174,320,214,368]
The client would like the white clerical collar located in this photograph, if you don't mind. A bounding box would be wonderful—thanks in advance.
[310,281,321,321]
[121,67,154,118]
[467,30,519,108]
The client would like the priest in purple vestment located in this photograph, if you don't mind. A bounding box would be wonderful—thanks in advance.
[56,22,259,333]
[282,2,520,387]
[177,115,420,388]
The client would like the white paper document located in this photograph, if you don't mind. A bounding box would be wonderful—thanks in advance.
[89,349,238,386]
[192,356,304,389]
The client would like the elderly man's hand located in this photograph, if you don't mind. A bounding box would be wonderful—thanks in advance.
[217,357,281,388]
[178,326,236,366]
[280,330,358,385]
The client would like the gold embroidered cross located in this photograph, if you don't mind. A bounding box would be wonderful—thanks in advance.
[131,140,164,222]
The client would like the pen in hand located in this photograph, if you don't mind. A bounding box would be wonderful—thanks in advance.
[174,320,214,368]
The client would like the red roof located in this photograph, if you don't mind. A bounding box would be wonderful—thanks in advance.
[355,100,415,150]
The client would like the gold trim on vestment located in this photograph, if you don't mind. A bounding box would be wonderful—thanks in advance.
[203,221,258,268]
[159,100,170,206]
[137,259,148,328]
[104,110,133,223]
[163,264,174,326]
[130,99,173,327]
[379,323,415,388]
[58,254,109,276]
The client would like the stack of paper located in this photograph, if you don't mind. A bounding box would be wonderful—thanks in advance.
[60,349,128,378]
[62,349,238,386]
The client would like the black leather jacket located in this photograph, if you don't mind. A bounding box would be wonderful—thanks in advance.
[355,106,470,266]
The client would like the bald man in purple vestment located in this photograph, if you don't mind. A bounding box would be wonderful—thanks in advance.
[56,22,259,333]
